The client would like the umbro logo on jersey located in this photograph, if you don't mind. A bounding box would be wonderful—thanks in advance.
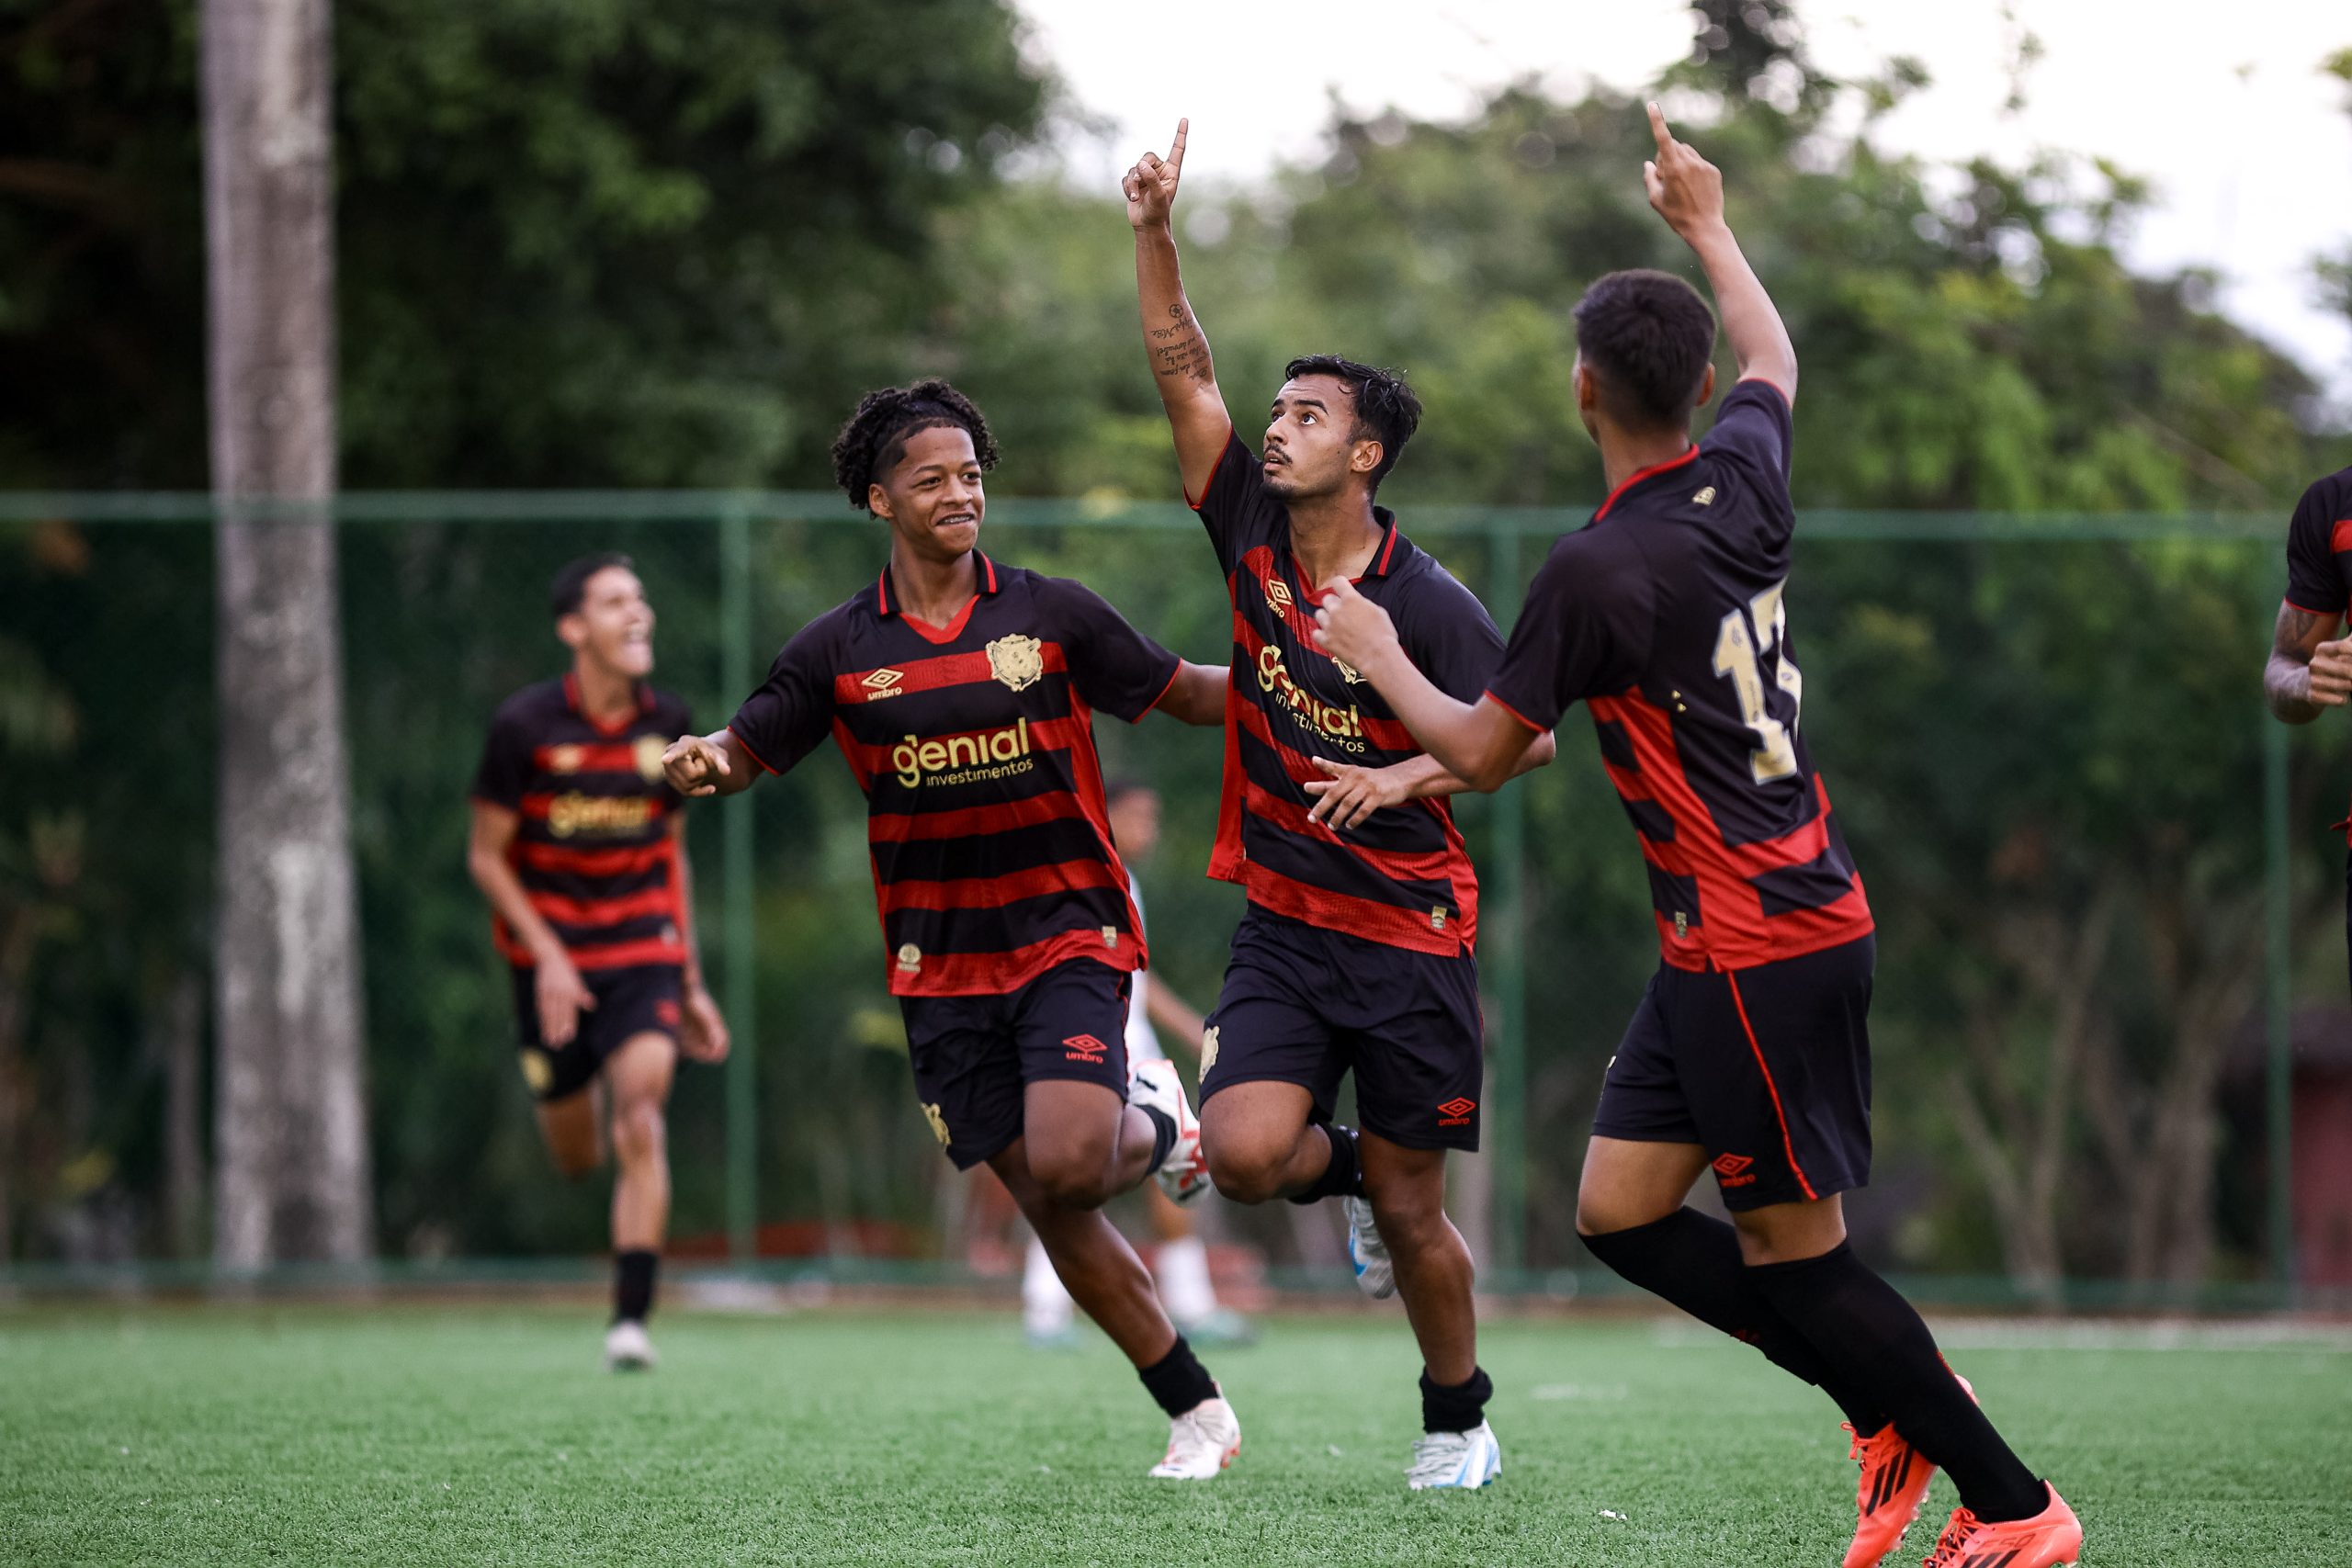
[1063,1033,1109,1064]
[861,668,906,699]
[1713,1153,1758,1188]
[1262,576,1295,614]
[1438,1097,1476,1127]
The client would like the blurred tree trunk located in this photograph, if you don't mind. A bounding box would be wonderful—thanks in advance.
[158,971,207,1259]
[201,0,371,1266]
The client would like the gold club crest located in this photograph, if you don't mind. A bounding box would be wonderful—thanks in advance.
[987,634,1045,692]
[548,744,585,774]
[1199,1025,1219,1077]
[633,734,668,783]
[921,1101,952,1146]
[1333,657,1363,684]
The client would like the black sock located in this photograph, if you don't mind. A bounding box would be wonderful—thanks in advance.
[1137,1334,1218,1417]
[614,1248,658,1325]
[1137,1104,1178,1174]
[1419,1366,1493,1434]
[1747,1244,2044,1523]
[1580,1209,1887,1434]
[1285,1123,1366,1204]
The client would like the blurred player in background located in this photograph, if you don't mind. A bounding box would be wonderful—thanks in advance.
[2264,459,2352,995]
[662,381,1249,1480]
[1126,119,1554,1492]
[1024,778,1257,1348]
[1314,107,2083,1568]
[466,555,730,1372]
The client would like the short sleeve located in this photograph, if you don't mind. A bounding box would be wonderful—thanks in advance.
[1047,578,1183,724]
[470,709,532,809]
[2284,478,2351,618]
[1187,428,1277,575]
[728,620,840,775]
[1484,527,1654,732]
[1393,567,1507,705]
[1702,378,1793,486]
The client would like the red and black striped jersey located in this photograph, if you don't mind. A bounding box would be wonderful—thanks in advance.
[1190,430,1503,956]
[2281,464,2352,841]
[2283,466,2352,621]
[472,674,693,972]
[1486,380,1873,973]
[726,554,1182,998]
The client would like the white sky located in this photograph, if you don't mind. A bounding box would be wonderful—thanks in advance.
[1016,0,2352,408]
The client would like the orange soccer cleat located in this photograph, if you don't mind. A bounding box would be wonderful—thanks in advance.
[1920,1483,2083,1568]
[1842,1373,1976,1568]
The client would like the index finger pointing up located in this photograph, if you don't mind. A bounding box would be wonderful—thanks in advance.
[1168,118,1189,175]
[1646,100,1675,154]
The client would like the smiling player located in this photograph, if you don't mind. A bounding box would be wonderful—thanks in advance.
[1312,107,2083,1567]
[467,555,730,1372]
[662,380,1246,1480]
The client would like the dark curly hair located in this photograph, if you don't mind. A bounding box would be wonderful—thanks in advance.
[829,378,1001,511]
[1282,355,1421,491]
[1571,270,1718,432]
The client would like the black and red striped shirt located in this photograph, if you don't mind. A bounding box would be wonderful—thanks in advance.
[1486,379,1873,973]
[1191,430,1503,957]
[726,554,1182,998]
[472,673,694,972]
[2281,465,2352,841]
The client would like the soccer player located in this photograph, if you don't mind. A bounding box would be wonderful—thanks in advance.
[1125,120,1555,1491]
[1312,107,2084,1567]
[2264,461,2352,995]
[467,554,731,1372]
[1023,779,1257,1348]
[661,380,1246,1480]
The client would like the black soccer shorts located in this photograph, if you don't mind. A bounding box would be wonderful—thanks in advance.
[510,961,682,1103]
[1593,935,1875,1212]
[897,957,1134,1170]
[1198,908,1485,1152]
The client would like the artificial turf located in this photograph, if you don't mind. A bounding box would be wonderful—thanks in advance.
[3,1301,2346,1565]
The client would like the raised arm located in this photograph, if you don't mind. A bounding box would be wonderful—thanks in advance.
[1644,102,1797,407]
[2266,602,2352,724]
[1125,118,1230,499]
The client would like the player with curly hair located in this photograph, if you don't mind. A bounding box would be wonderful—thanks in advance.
[662,380,1248,1479]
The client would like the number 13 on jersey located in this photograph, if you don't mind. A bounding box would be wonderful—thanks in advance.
[1712,581,1804,784]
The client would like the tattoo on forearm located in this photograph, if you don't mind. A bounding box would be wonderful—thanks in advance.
[1148,308,1213,385]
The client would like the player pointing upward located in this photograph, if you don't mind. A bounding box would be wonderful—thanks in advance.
[1314,106,2084,1567]
[1125,118,1555,1491]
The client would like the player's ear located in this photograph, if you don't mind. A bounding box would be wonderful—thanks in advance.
[556,611,587,652]
[867,482,895,521]
[1573,360,1598,415]
[1697,362,1717,408]
[1351,438,1384,478]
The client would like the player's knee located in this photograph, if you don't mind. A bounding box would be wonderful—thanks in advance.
[1026,1141,1115,1210]
[610,1099,666,1167]
[1202,1142,1286,1205]
[1368,1181,1449,1250]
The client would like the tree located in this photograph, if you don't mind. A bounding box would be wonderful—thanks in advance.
[202,0,370,1266]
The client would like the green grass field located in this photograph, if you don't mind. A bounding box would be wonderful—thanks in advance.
[4,1302,2346,1566]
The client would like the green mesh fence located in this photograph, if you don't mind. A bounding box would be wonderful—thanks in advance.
[4,493,2346,1307]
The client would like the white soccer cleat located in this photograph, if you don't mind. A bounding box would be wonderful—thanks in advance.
[1130,1058,1210,1206]
[1343,1195,1396,1299]
[1148,1393,1241,1480]
[604,1318,658,1372]
[1406,1421,1502,1490]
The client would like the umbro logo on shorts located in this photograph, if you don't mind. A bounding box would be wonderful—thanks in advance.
[1437,1096,1476,1127]
[1713,1152,1758,1188]
[1063,1033,1109,1064]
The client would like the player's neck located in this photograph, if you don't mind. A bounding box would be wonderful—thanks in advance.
[1284,491,1385,591]
[890,545,981,628]
[1597,424,1696,496]
[571,659,637,720]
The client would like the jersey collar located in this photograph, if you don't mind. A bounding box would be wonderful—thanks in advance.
[1593,446,1700,521]
[1287,508,1406,604]
[876,551,1000,618]
[562,671,653,736]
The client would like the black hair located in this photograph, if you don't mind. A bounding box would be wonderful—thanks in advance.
[1570,270,1718,431]
[1281,355,1422,491]
[550,553,636,619]
[829,378,1001,511]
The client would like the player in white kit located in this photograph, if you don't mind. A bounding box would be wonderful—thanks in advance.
[1025,780,1257,1347]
